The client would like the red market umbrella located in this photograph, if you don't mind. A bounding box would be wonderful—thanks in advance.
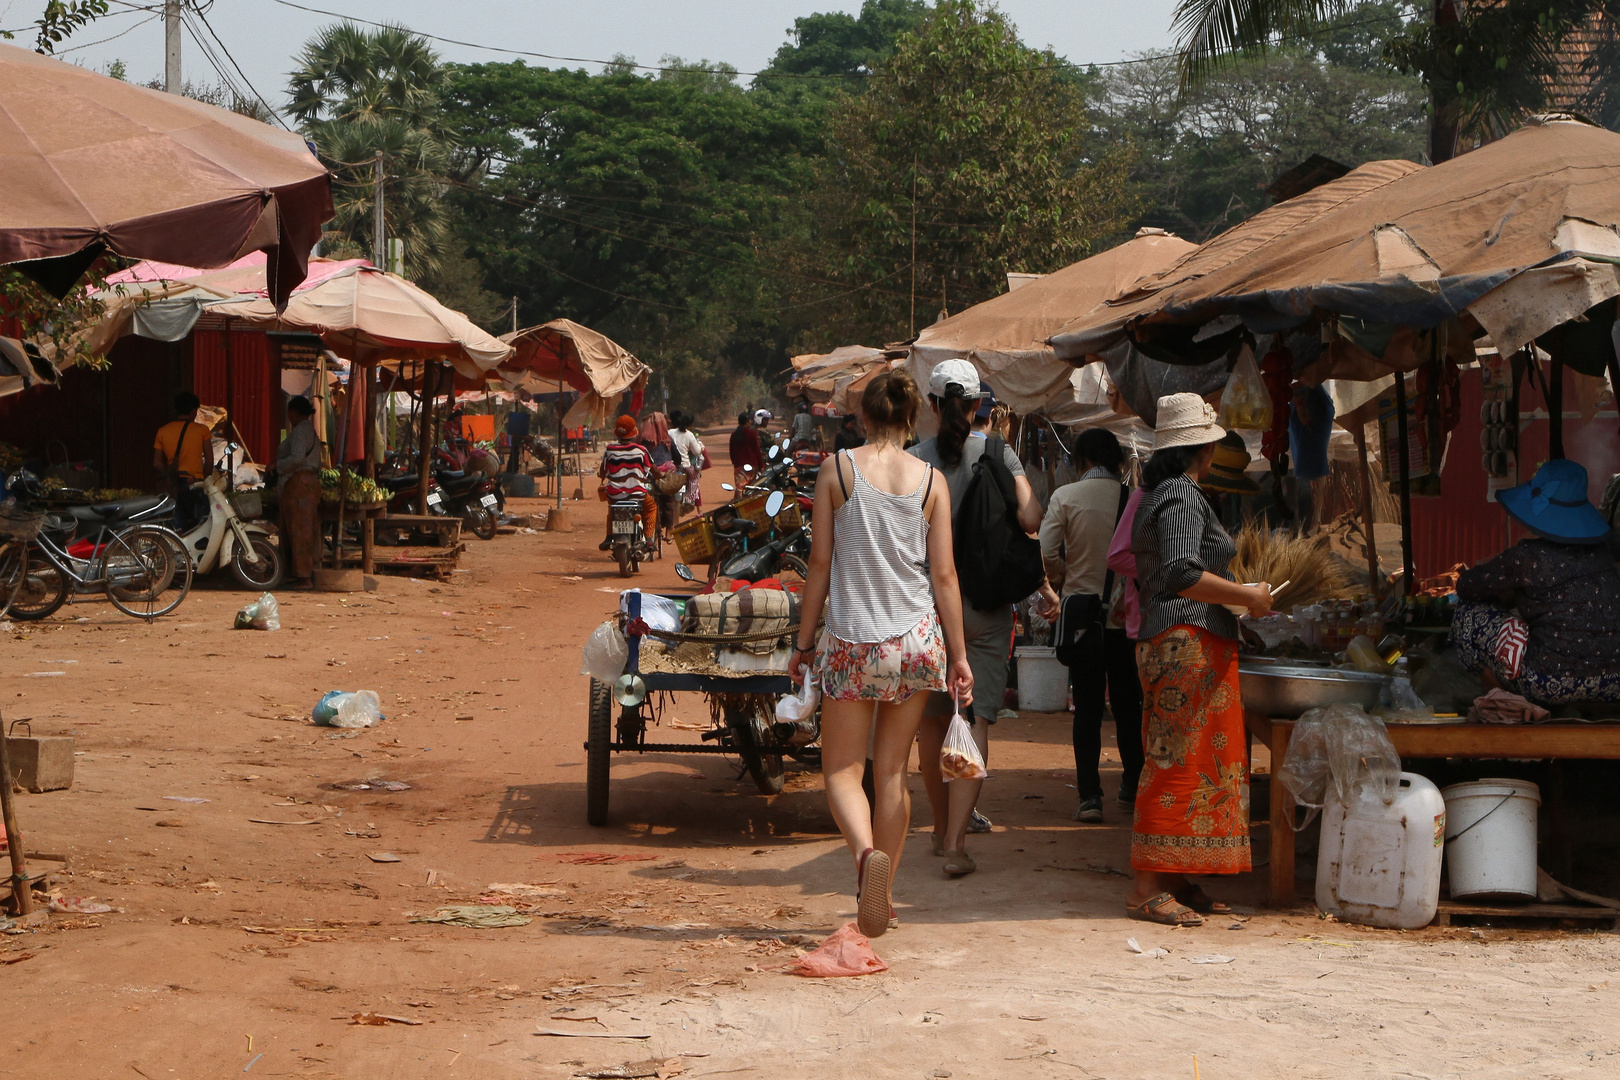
[0,42,332,306]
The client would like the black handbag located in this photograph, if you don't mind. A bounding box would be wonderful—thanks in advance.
[1052,481,1129,668]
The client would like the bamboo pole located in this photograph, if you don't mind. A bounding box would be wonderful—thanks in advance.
[1393,369,1415,592]
[1353,421,1380,598]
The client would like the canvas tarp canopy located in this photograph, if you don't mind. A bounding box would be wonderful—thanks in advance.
[499,320,650,429]
[83,255,371,355]
[1052,118,1620,378]
[912,228,1197,415]
[0,337,57,399]
[0,42,331,305]
[786,345,889,406]
[207,265,512,378]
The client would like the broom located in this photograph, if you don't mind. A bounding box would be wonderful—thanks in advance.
[1228,521,1350,611]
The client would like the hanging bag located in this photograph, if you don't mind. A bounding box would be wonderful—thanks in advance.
[952,436,1044,612]
[939,696,987,781]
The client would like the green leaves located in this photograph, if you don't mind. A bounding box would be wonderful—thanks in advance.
[32,0,108,55]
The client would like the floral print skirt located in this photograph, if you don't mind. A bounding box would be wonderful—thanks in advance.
[1130,624,1251,875]
[815,612,947,704]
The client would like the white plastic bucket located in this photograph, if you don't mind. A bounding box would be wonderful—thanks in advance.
[1441,778,1541,901]
[1014,646,1068,712]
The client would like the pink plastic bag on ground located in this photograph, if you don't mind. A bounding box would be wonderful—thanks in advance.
[788,922,888,977]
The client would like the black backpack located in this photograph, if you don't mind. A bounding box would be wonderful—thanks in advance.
[953,436,1045,612]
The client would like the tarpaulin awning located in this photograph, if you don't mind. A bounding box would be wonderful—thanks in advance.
[0,336,57,398]
[1053,117,1620,370]
[913,228,1197,414]
[499,319,650,428]
[0,42,332,306]
[208,265,512,377]
[786,345,889,406]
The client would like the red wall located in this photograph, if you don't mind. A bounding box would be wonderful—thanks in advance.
[191,327,278,465]
[1408,365,1619,578]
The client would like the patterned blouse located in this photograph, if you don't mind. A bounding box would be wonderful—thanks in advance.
[600,441,652,500]
[1456,538,1620,680]
[1132,473,1241,643]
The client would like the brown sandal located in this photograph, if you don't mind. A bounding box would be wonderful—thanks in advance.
[1175,886,1233,916]
[1127,892,1204,927]
[855,848,892,939]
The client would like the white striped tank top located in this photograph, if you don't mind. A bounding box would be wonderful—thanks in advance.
[825,452,936,643]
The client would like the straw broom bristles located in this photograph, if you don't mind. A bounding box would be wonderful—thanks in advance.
[1229,521,1350,610]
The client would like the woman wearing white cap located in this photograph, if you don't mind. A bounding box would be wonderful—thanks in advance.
[1126,393,1272,927]
[909,358,1048,877]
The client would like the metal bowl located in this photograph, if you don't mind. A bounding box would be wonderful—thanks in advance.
[1238,657,1387,718]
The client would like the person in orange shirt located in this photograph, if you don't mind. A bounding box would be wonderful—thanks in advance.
[153,392,212,530]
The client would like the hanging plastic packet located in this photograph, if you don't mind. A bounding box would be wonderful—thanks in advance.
[776,671,819,724]
[940,695,987,782]
[1216,345,1273,431]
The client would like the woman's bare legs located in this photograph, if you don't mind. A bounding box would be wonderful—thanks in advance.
[822,694,930,880]
[916,713,989,853]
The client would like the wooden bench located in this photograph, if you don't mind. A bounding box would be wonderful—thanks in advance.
[1251,715,1620,908]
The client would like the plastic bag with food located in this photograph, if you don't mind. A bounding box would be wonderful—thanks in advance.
[940,704,987,782]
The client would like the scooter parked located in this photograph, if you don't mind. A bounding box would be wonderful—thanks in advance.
[172,471,283,589]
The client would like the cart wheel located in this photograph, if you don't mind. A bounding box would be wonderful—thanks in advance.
[586,678,612,825]
[726,701,785,795]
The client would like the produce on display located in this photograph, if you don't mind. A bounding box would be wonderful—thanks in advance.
[319,468,385,504]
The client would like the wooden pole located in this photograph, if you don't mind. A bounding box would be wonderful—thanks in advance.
[0,716,33,917]
[330,360,355,571]
[1549,353,1565,460]
[556,360,564,510]
[417,362,436,516]
[1353,421,1380,598]
[222,317,235,492]
[1393,368,1415,592]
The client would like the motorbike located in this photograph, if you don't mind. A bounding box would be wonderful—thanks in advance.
[434,468,500,540]
[676,489,810,587]
[608,498,654,577]
[172,471,283,589]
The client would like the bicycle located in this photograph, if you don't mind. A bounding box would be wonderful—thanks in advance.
[6,512,193,622]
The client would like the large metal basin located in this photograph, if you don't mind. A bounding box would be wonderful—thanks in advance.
[1238,657,1387,718]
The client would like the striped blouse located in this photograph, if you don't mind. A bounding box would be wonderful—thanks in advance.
[601,441,652,500]
[1132,473,1240,642]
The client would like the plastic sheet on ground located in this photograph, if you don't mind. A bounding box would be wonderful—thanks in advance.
[410,904,532,928]
[788,922,888,977]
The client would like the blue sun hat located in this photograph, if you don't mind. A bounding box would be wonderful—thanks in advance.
[1496,458,1611,544]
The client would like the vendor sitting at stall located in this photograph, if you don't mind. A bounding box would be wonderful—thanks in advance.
[1452,458,1620,705]
[598,414,655,551]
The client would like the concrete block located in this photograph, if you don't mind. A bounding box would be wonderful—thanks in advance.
[6,735,74,792]
[546,505,575,533]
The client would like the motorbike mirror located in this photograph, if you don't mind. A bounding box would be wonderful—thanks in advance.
[743,464,753,473]
[765,491,785,518]
[720,483,734,492]
[768,445,779,460]
[674,562,696,582]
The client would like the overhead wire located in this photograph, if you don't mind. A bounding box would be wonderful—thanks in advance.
[186,0,293,128]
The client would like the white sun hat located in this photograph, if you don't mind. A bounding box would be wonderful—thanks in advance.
[1153,393,1226,450]
[928,358,986,400]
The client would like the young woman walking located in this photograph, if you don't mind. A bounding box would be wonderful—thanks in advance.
[791,370,973,938]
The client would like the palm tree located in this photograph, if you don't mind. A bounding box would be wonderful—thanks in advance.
[288,23,451,274]
[1170,0,1591,163]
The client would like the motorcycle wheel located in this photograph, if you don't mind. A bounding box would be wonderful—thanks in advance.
[614,542,633,578]
[586,678,612,825]
[726,699,785,796]
[777,552,809,583]
[231,534,285,590]
[464,506,497,541]
[6,546,68,621]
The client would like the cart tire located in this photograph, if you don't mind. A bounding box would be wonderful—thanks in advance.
[727,702,785,796]
[615,544,633,578]
[587,678,612,825]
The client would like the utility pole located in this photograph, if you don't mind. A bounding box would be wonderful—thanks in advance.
[371,152,386,269]
[164,0,181,94]
[510,296,518,334]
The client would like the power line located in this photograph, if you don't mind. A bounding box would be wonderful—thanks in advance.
[265,0,1421,82]
[55,10,160,55]
[185,0,292,128]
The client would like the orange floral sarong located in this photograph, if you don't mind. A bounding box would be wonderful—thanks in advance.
[1130,624,1251,875]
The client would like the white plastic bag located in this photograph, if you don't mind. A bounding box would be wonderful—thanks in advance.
[940,704,987,782]
[313,689,382,728]
[234,591,279,631]
[775,672,819,724]
[580,620,629,684]
[1277,703,1400,828]
[619,589,681,633]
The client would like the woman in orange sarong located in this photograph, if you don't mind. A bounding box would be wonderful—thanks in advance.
[1126,394,1273,927]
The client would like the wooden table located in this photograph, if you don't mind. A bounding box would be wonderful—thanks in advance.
[318,502,386,574]
[1251,714,1620,907]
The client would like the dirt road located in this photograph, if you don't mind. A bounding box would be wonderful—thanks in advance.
[2,445,1617,1080]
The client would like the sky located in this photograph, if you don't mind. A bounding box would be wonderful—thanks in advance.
[19,0,1185,115]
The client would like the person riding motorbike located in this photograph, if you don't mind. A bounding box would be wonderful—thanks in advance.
[599,415,655,551]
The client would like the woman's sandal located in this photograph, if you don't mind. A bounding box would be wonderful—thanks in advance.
[1175,886,1233,916]
[930,832,944,857]
[855,848,893,938]
[1126,892,1204,927]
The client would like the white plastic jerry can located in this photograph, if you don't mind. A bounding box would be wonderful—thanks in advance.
[1316,771,1446,929]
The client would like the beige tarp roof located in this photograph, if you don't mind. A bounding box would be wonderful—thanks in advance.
[910,228,1197,416]
[786,345,889,406]
[208,265,512,378]
[1053,117,1620,371]
[1050,160,1425,360]
[499,320,650,429]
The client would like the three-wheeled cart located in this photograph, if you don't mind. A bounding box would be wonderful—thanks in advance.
[583,589,819,825]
